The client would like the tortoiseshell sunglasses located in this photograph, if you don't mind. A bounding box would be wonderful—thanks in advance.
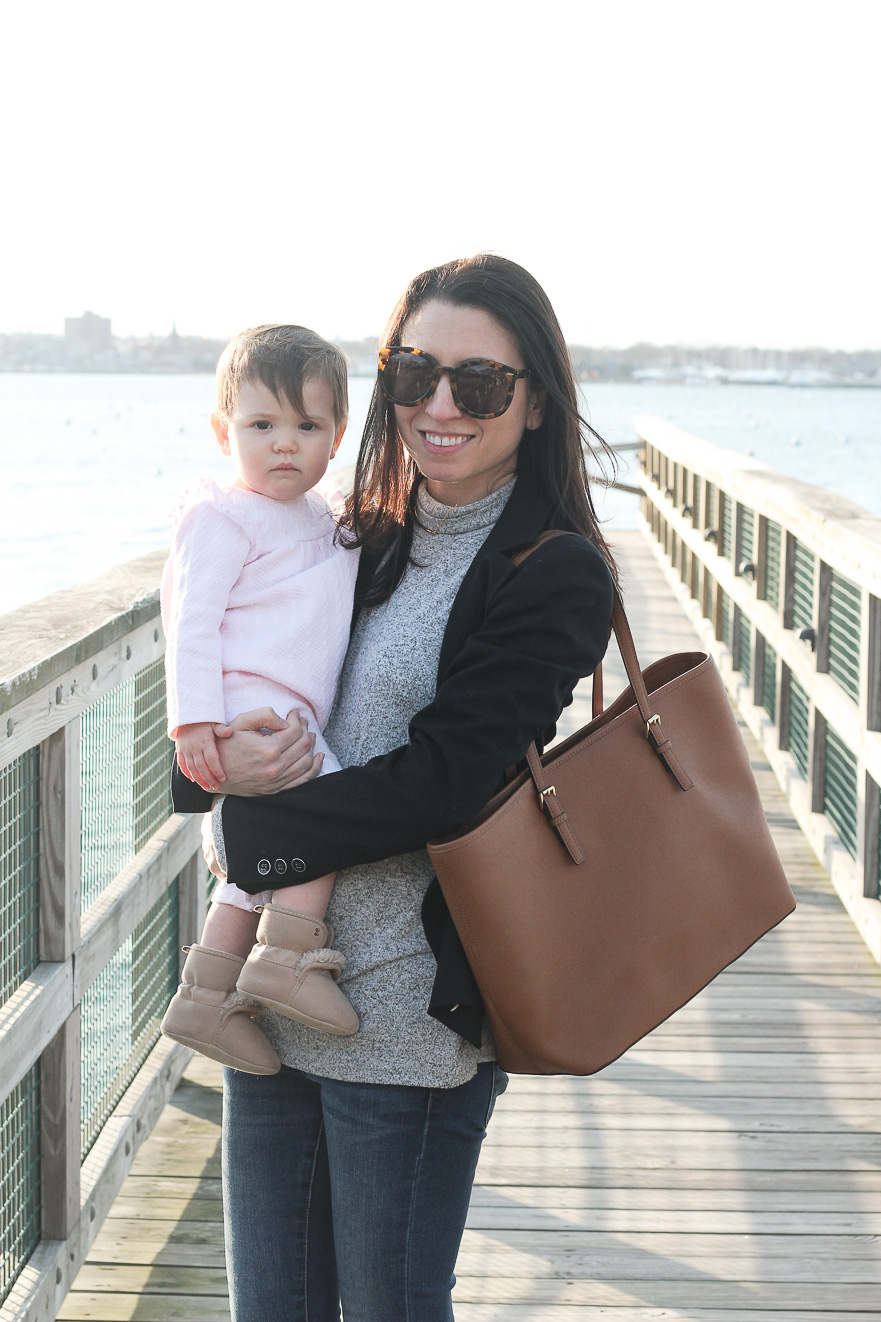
[378,346,531,420]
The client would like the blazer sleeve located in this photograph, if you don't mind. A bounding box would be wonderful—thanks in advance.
[217,534,614,892]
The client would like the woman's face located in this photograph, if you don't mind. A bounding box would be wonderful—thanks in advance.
[394,300,544,507]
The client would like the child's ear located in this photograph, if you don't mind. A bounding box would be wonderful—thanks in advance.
[331,421,347,457]
[211,412,230,455]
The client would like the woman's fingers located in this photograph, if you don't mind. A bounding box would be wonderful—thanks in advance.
[225,706,292,734]
[284,707,308,733]
[272,739,322,792]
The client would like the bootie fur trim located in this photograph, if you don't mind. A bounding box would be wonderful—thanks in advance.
[298,946,347,976]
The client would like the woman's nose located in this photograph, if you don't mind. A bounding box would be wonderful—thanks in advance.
[424,372,462,420]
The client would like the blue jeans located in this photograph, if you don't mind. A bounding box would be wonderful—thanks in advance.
[222,1062,508,1322]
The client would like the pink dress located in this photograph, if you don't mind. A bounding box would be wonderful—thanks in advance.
[161,478,359,908]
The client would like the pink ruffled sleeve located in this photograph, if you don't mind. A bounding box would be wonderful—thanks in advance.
[160,494,251,737]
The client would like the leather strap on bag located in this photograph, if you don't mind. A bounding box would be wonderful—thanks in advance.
[511,530,693,865]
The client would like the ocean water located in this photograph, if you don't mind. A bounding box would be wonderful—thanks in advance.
[0,373,878,616]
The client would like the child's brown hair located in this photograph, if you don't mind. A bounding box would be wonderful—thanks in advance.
[215,324,348,426]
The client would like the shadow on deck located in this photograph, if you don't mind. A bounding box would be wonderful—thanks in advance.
[58,533,881,1322]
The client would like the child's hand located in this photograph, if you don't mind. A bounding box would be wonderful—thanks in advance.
[175,722,226,792]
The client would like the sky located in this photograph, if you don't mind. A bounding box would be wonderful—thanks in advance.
[2,0,879,350]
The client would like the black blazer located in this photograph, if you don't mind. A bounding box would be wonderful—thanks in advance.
[171,475,614,1044]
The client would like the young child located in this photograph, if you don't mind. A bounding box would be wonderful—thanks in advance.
[160,324,359,1075]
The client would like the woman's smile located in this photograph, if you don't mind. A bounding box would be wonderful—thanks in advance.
[420,430,475,451]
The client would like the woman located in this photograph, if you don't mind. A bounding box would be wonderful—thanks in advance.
[173,254,617,1321]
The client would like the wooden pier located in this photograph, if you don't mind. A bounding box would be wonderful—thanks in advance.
[54,531,881,1322]
[3,420,881,1320]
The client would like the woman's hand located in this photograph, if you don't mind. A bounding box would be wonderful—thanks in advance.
[210,707,323,796]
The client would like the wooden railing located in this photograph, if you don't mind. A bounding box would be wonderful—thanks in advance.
[637,414,881,960]
[0,553,204,1322]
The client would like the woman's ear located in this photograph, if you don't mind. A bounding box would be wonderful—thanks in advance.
[211,412,230,455]
[525,385,546,431]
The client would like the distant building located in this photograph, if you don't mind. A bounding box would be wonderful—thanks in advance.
[64,311,112,350]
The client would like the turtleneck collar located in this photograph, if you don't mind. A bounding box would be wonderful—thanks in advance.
[414,479,516,539]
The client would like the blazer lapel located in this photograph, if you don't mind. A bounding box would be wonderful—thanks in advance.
[436,476,555,680]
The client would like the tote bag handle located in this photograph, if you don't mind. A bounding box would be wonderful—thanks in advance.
[512,533,693,861]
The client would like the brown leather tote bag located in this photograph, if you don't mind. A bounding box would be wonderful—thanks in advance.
[427,541,795,1075]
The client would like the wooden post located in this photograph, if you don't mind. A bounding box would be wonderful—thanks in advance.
[811,708,827,815]
[177,853,207,976]
[778,663,792,752]
[39,719,81,961]
[713,580,725,643]
[756,516,769,604]
[703,480,714,536]
[782,531,796,631]
[40,1007,81,1240]
[734,502,746,575]
[753,630,765,709]
[38,717,83,1239]
[861,592,881,733]
[864,774,880,901]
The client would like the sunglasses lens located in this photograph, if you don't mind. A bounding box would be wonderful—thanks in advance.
[380,351,432,405]
[455,363,510,417]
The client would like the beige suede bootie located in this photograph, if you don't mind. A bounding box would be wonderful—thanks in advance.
[161,945,280,1074]
[237,906,359,1036]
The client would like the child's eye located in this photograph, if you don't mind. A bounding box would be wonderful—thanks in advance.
[299,422,317,432]
[253,420,272,431]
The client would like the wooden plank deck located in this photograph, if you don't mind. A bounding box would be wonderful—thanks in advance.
[58,530,881,1321]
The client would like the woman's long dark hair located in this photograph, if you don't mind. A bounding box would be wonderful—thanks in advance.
[342,254,619,604]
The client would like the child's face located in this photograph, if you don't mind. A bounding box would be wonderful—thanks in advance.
[212,376,345,501]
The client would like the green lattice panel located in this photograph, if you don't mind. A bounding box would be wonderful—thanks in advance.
[81,681,135,910]
[764,520,782,610]
[789,678,810,779]
[81,880,179,1157]
[828,571,861,704]
[739,506,755,563]
[792,542,815,634]
[705,480,716,531]
[0,1064,40,1307]
[719,491,733,559]
[0,750,40,1008]
[824,727,858,860]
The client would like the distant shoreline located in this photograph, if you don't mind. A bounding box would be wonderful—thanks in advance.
[2,367,879,389]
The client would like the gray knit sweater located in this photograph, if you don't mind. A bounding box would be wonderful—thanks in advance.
[259,481,515,1086]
